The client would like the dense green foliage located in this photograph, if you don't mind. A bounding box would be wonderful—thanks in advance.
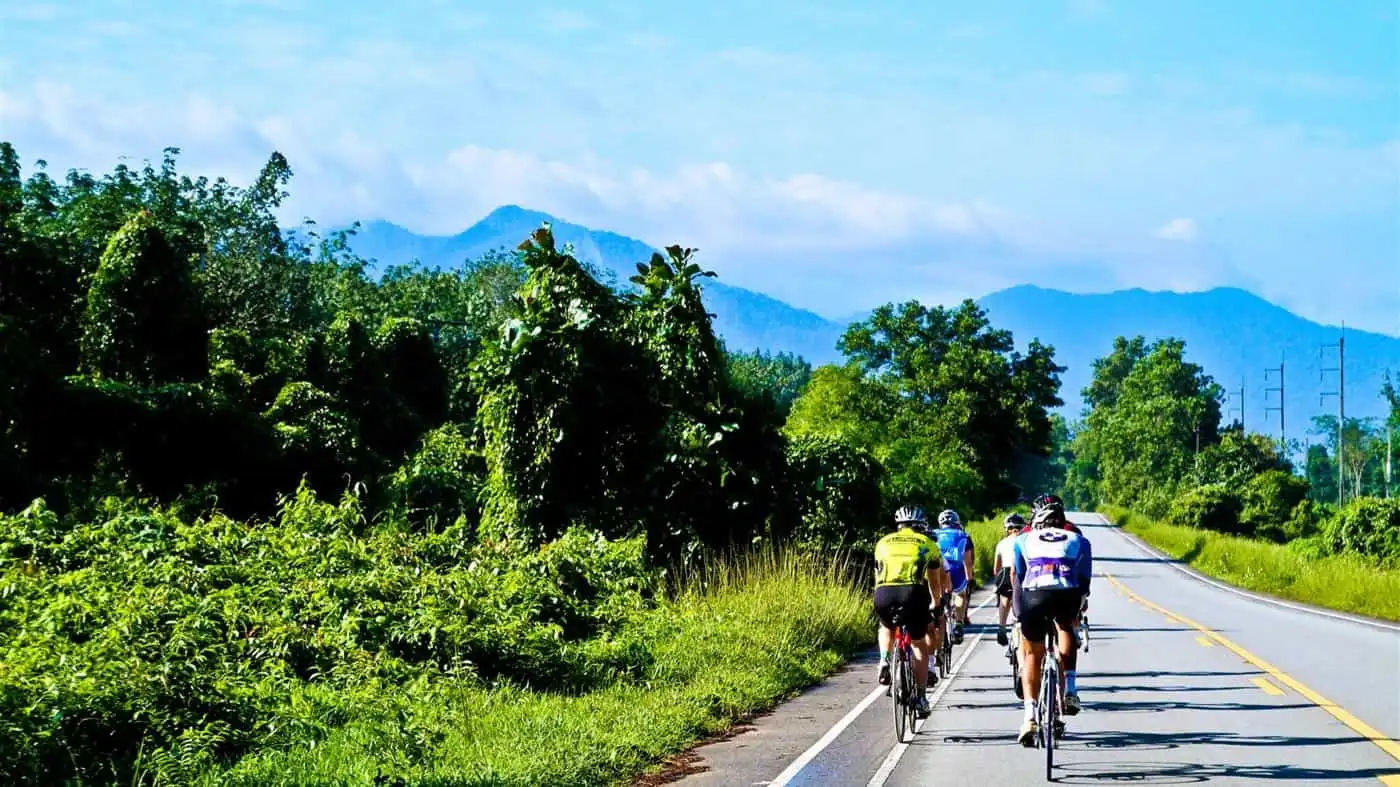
[787,300,1065,517]
[0,143,1067,784]
[1067,333,1399,566]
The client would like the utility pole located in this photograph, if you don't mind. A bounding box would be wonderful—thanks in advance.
[1229,379,1246,430]
[1321,324,1345,506]
[1265,357,1285,451]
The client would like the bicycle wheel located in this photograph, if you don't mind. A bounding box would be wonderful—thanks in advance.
[902,650,918,734]
[891,651,908,743]
[1010,646,1022,698]
[1042,659,1057,779]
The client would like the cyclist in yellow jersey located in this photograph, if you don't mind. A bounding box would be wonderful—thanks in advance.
[874,505,948,719]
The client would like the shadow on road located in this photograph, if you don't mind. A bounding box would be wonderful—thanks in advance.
[1083,699,1314,714]
[1052,758,1397,784]
[1083,670,1264,679]
[1067,730,1376,750]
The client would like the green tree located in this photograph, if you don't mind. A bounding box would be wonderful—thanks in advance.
[834,299,1063,510]
[79,210,208,384]
[1071,336,1223,516]
[726,349,812,416]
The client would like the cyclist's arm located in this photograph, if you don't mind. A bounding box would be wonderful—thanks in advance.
[1074,536,1093,596]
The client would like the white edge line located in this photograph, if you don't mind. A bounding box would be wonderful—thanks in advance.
[866,625,988,787]
[768,593,998,787]
[1087,511,1400,633]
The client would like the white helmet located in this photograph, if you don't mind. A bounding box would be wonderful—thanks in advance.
[937,509,961,528]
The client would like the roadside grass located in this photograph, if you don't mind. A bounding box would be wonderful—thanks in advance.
[1101,505,1400,623]
[967,516,1007,585]
[213,548,873,787]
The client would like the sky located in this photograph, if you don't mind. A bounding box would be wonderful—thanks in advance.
[1,0,1397,333]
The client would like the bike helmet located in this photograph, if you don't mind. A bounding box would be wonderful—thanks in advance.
[894,505,927,528]
[937,509,961,528]
[1003,512,1025,529]
[1031,502,1064,529]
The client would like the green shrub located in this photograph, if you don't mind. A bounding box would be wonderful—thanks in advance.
[0,486,656,785]
[1323,498,1400,563]
[386,423,486,533]
[784,434,884,551]
[1243,470,1311,542]
[1167,483,1243,534]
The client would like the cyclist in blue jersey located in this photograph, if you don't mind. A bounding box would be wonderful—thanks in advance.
[932,509,975,644]
[1011,500,1092,746]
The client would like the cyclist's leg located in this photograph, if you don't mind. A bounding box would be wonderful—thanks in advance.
[873,586,900,685]
[908,586,935,715]
[1018,591,1052,744]
[1055,590,1085,714]
[995,568,1012,645]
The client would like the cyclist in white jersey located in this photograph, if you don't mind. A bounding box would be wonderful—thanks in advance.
[992,513,1024,646]
[1011,502,1092,746]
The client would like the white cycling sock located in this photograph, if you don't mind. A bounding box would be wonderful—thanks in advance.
[1023,699,1036,720]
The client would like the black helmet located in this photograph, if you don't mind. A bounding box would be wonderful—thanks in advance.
[1003,513,1025,529]
[894,505,928,529]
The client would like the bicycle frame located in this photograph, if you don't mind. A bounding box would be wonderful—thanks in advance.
[1038,629,1059,779]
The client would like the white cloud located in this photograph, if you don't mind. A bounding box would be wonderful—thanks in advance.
[1154,217,1198,241]
[0,81,999,252]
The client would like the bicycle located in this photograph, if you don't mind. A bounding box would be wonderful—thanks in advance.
[1032,629,1061,781]
[938,597,955,679]
[888,614,918,743]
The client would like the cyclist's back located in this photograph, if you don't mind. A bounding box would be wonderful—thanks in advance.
[933,524,972,590]
[874,527,937,588]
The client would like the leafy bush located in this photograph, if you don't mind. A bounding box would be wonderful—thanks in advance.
[1322,498,1400,563]
[386,423,485,533]
[1167,483,1243,534]
[0,486,655,785]
[1242,469,1311,542]
[785,434,884,550]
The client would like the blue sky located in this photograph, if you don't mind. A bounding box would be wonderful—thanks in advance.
[1,0,1396,333]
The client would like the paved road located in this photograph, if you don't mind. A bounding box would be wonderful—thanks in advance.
[670,513,1400,785]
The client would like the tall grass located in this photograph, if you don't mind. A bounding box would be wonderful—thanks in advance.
[1103,506,1400,622]
[213,547,872,786]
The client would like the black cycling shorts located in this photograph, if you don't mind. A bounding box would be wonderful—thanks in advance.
[994,567,1013,598]
[1018,588,1084,642]
[874,584,933,638]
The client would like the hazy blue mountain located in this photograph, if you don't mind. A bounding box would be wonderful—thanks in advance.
[979,284,1400,429]
[342,208,1399,428]
[343,206,848,363]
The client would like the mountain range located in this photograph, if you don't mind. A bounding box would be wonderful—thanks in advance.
[341,206,1400,429]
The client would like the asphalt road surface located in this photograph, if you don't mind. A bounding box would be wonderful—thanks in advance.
[671,512,1400,785]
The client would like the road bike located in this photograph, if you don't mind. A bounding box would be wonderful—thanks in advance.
[1031,629,1061,781]
[937,596,955,680]
[888,614,918,743]
[1075,594,1090,652]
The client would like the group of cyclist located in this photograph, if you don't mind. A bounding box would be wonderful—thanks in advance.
[872,493,1093,745]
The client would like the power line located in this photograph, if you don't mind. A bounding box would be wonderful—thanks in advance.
[1320,324,1344,506]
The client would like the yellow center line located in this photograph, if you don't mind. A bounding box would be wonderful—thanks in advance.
[1105,572,1400,768]
[1251,677,1285,696]
[1195,635,1215,648]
